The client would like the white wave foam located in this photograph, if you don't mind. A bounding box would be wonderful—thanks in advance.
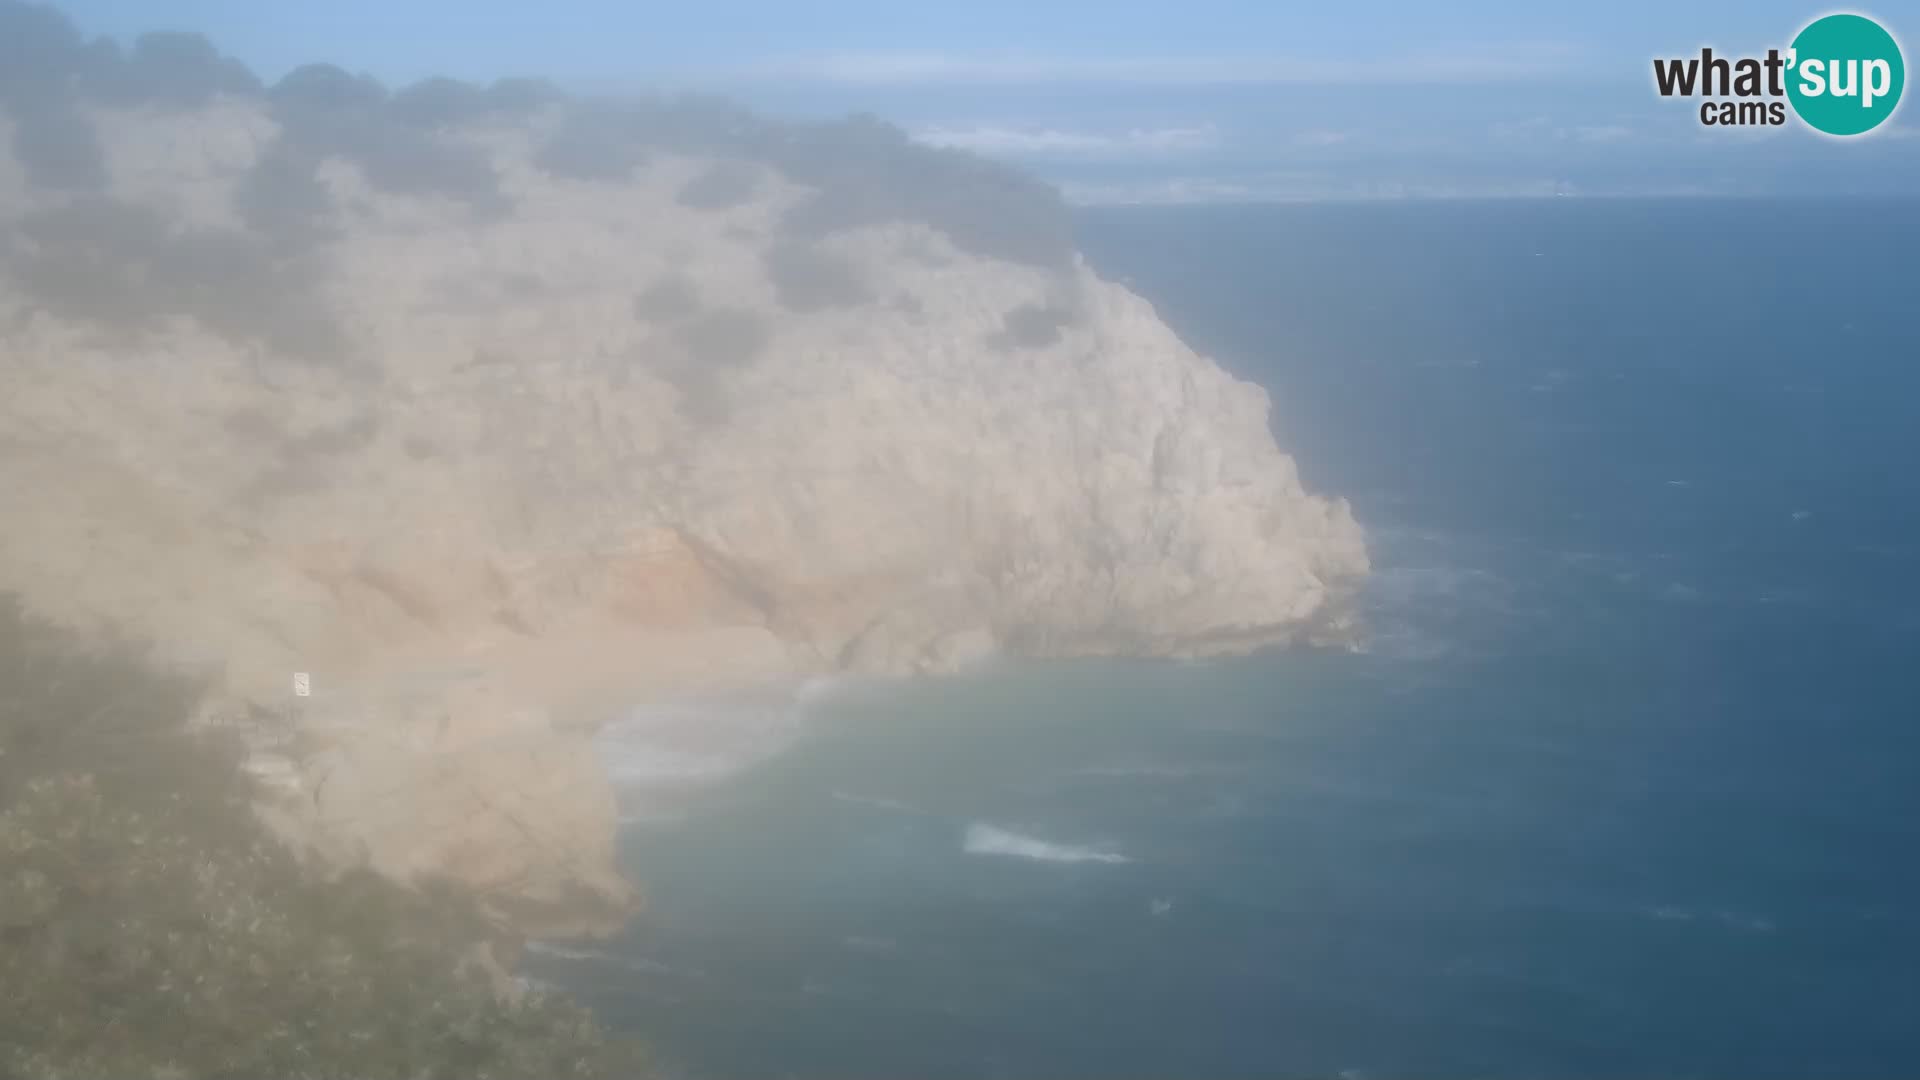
[963,823,1130,864]
[597,689,809,800]
[1356,562,1513,661]
[525,941,681,975]
[796,672,869,708]
[604,746,742,785]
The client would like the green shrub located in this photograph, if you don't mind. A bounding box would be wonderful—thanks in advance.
[234,140,337,246]
[528,100,1073,268]
[989,301,1075,350]
[0,597,648,1080]
[763,241,870,312]
[0,1,87,109]
[769,114,1073,268]
[632,274,701,323]
[668,308,771,424]
[267,63,384,116]
[481,77,566,114]
[83,30,260,107]
[8,198,347,363]
[677,307,768,368]
[8,97,107,190]
[269,64,503,206]
[533,105,651,184]
[389,77,489,130]
[676,161,759,211]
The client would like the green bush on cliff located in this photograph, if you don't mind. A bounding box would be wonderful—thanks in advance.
[1,0,1073,267]
[9,198,347,364]
[0,597,646,1080]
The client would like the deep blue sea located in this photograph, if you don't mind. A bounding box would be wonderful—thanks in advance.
[532,198,1920,1079]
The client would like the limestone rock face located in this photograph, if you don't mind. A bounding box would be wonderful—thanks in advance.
[0,100,1367,937]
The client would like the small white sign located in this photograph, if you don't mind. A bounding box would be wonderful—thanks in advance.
[292,672,311,698]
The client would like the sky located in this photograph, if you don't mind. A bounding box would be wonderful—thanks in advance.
[48,1,1920,201]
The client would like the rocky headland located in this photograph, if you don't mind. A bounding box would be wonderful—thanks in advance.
[0,13,1368,944]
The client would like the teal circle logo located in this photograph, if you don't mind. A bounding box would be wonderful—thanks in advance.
[1787,14,1905,136]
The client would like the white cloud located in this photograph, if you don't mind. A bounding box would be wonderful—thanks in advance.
[730,46,1582,86]
[913,123,1220,159]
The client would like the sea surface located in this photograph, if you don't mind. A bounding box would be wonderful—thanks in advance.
[531,198,1920,1079]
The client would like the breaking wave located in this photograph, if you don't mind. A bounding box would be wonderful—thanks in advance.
[599,691,805,790]
[962,823,1131,864]
[596,687,818,825]
[525,941,681,975]
[601,673,885,810]
[796,672,868,709]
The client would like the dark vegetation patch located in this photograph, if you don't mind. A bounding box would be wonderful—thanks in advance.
[0,596,647,1079]
[9,198,345,362]
[221,406,281,443]
[770,115,1072,268]
[266,61,386,115]
[289,411,380,457]
[989,301,1076,350]
[266,64,502,206]
[514,95,1070,265]
[0,0,1073,364]
[0,1,83,109]
[81,30,261,107]
[633,273,701,322]
[898,231,955,267]
[677,307,768,368]
[421,268,551,313]
[8,98,107,190]
[388,76,490,130]
[481,76,567,114]
[533,105,650,183]
[667,307,771,423]
[763,241,869,312]
[228,410,384,507]
[526,103,1073,267]
[233,139,336,245]
[676,160,759,210]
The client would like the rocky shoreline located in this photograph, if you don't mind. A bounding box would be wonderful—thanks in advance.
[0,41,1366,942]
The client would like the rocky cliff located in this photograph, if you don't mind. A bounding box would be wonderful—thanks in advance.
[0,49,1367,937]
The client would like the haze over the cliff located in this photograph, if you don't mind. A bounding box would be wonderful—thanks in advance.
[0,0,1367,936]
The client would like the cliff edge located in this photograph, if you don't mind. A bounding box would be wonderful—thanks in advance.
[0,59,1366,937]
